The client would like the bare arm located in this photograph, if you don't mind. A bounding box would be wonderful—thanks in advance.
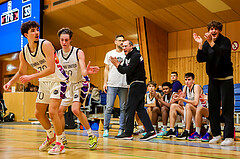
[3,51,28,91]
[19,41,55,83]
[159,95,171,108]
[103,64,109,93]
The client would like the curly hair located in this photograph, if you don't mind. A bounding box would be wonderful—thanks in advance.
[207,21,223,31]
[21,21,40,37]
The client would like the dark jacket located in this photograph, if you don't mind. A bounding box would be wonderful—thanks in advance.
[197,34,233,79]
[117,47,146,85]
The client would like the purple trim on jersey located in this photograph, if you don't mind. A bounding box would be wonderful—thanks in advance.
[80,76,90,103]
[60,82,67,99]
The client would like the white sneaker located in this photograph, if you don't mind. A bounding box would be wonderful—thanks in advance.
[209,135,222,144]
[220,138,234,146]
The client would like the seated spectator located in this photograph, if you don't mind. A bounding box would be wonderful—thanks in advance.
[33,86,39,92]
[89,83,100,114]
[29,85,35,92]
[135,81,161,133]
[175,72,202,140]
[163,73,200,139]
[25,82,32,92]
[156,85,164,96]
[152,82,173,137]
[171,72,182,93]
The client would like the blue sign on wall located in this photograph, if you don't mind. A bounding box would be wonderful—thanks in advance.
[0,0,42,55]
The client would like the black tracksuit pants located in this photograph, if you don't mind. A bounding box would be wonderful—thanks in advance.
[125,82,154,135]
[208,78,234,138]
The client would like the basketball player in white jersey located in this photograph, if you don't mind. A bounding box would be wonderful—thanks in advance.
[57,28,99,150]
[3,21,69,155]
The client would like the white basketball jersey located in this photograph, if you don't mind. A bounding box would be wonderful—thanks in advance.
[23,39,69,82]
[146,93,155,104]
[186,84,202,107]
[57,47,82,83]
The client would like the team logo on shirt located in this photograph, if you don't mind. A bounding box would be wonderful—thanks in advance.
[53,90,59,94]
[74,94,78,98]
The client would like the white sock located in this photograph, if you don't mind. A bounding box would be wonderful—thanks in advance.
[170,128,174,131]
[163,125,167,130]
[87,128,94,136]
[153,125,156,130]
[185,129,190,133]
[139,125,144,129]
[46,127,54,139]
[62,131,66,137]
[208,127,211,134]
[56,135,62,143]
[196,127,201,134]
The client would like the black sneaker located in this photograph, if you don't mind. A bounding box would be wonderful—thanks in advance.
[176,130,189,140]
[140,131,157,141]
[163,129,176,139]
[115,133,133,140]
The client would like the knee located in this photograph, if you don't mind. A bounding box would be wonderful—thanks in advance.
[152,107,159,112]
[185,104,191,111]
[106,106,113,114]
[35,110,43,120]
[71,107,79,115]
[161,106,168,113]
[48,108,58,119]
[196,107,203,114]
[170,104,177,111]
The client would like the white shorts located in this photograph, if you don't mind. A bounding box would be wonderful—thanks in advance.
[36,81,68,104]
[61,82,83,106]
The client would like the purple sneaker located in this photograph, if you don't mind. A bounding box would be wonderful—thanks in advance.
[201,132,211,142]
[188,132,201,141]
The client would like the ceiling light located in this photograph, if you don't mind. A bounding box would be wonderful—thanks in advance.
[197,0,231,13]
[79,26,103,37]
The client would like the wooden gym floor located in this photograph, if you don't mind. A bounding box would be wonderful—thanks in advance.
[0,123,240,159]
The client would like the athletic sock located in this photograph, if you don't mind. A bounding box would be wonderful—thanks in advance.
[46,127,54,138]
[207,127,211,134]
[56,135,63,144]
[87,128,94,136]
[196,127,201,134]
[185,129,190,133]
[153,125,157,132]
[163,125,167,130]
[62,131,66,137]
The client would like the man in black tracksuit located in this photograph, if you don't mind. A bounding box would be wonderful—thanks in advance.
[110,40,157,140]
[193,21,234,146]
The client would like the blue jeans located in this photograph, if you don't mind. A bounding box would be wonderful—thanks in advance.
[104,86,128,130]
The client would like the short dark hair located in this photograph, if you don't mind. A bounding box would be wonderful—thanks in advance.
[162,82,172,89]
[115,34,124,40]
[21,21,40,37]
[185,72,195,79]
[125,40,133,46]
[207,21,223,31]
[147,81,157,87]
[171,72,178,76]
[57,27,73,39]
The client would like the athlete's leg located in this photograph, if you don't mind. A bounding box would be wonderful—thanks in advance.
[58,105,68,131]
[35,103,51,130]
[185,103,197,131]
[71,101,90,130]
[49,99,63,136]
